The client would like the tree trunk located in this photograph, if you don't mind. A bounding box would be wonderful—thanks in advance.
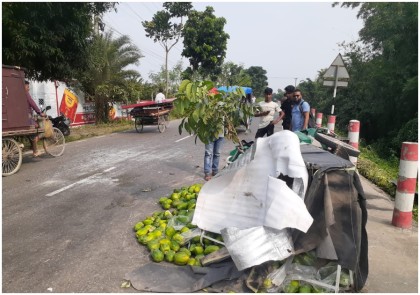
[95,94,108,124]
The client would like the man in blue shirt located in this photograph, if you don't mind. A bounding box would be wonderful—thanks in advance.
[291,89,310,131]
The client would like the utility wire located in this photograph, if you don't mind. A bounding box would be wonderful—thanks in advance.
[125,3,145,22]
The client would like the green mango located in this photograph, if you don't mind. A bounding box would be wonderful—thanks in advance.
[151,249,164,262]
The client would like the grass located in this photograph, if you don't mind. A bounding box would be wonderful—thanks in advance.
[66,120,134,143]
[357,145,418,222]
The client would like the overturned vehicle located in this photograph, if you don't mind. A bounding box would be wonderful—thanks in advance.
[126,130,368,293]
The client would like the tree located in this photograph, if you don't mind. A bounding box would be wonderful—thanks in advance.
[142,2,192,97]
[334,2,418,155]
[78,31,143,123]
[218,62,251,86]
[245,66,268,97]
[181,7,229,80]
[149,61,185,97]
[2,2,116,81]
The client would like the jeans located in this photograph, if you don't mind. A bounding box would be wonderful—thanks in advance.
[204,137,224,175]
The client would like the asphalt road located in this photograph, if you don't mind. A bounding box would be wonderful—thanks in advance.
[2,119,255,292]
[2,119,418,292]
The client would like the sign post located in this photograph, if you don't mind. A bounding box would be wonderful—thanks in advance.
[322,53,349,114]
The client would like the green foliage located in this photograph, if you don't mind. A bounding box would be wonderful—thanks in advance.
[218,62,251,87]
[296,3,417,159]
[336,2,418,143]
[149,61,184,96]
[181,7,229,80]
[175,80,254,145]
[142,2,192,96]
[78,31,143,123]
[245,66,269,97]
[357,146,398,197]
[2,2,116,81]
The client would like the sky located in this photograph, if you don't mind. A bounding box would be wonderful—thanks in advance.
[103,2,364,93]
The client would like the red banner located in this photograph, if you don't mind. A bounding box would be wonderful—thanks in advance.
[59,89,78,122]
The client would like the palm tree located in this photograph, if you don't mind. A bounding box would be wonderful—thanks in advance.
[81,31,143,123]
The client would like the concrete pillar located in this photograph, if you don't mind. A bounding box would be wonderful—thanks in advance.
[316,112,323,128]
[392,142,418,229]
[327,115,336,133]
[348,120,360,164]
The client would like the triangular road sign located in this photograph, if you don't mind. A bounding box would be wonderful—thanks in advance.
[331,53,346,66]
[323,54,349,80]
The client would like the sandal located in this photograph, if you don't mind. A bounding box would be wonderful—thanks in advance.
[204,174,212,181]
[33,152,41,157]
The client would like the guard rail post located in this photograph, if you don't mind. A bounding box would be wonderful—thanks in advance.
[392,142,418,229]
[348,120,360,165]
[316,112,323,128]
[327,115,336,133]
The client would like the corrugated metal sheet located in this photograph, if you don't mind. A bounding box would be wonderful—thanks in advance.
[221,226,293,271]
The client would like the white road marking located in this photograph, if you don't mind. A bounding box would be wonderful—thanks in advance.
[175,135,192,143]
[45,167,116,197]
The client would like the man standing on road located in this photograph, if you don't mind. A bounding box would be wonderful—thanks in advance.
[254,87,283,139]
[281,85,295,130]
[203,129,224,181]
[291,89,310,131]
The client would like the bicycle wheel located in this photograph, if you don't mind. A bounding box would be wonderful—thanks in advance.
[135,117,143,133]
[43,127,65,157]
[2,138,23,176]
[158,116,166,133]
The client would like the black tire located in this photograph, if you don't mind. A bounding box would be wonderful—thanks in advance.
[2,138,22,176]
[43,127,65,157]
[315,132,360,158]
[135,118,143,133]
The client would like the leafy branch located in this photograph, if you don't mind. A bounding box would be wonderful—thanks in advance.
[175,80,255,146]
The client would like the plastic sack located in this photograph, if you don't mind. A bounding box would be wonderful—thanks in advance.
[167,210,194,231]
[43,119,53,138]
[317,262,351,289]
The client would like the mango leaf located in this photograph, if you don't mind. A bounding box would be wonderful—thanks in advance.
[186,82,193,99]
[179,118,186,135]
[179,79,190,92]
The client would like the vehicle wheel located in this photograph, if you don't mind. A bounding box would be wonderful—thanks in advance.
[164,115,170,127]
[135,118,143,133]
[43,127,65,157]
[158,116,166,133]
[2,138,23,176]
[315,132,360,158]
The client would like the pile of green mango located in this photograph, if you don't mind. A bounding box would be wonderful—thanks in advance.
[133,184,224,266]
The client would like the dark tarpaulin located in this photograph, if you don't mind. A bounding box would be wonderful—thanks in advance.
[125,261,245,293]
[292,144,369,291]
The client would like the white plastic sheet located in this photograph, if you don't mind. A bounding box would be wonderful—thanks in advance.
[192,131,313,234]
